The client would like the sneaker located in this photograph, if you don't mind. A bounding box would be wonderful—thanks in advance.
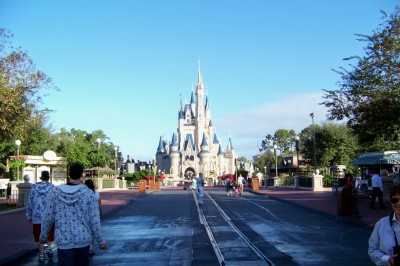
[45,248,53,259]
[39,254,45,262]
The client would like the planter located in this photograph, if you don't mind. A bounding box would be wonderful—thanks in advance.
[138,180,146,193]
[155,181,160,191]
[149,182,155,190]
[252,178,259,191]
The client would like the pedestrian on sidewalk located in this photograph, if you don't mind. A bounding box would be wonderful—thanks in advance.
[6,183,11,199]
[237,174,244,196]
[85,179,103,256]
[40,162,108,266]
[26,170,55,263]
[370,169,387,209]
[369,185,400,265]
[196,173,205,205]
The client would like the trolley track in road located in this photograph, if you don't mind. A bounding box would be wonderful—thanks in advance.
[193,190,275,266]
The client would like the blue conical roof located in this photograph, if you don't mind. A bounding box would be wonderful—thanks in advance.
[171,133,178,146]
[201,133,208,147]
[184,134,195,151]
[213,132,219,144]
[157,136,164,154]
[218,144,223,155]
[227,137,234,150]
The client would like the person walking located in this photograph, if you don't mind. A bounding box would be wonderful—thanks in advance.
[196,173,205,205]
[369,185,400,265]
[225,178,233,197]
[237,174,244,196]
[192,177,197,190]
[247,171,253,189]
[6,183,11,199]
[84,179,103,256]
[40,162,108,266]
[370,170,387,209]
[233,181,239,197]
[26,170,55,262]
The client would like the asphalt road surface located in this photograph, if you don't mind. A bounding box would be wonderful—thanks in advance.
[15,188,374,266]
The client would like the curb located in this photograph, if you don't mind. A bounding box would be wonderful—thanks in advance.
[0,207,25,216]
[0,249,36,266]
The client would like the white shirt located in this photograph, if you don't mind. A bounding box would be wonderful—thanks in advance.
[369,213,400,265]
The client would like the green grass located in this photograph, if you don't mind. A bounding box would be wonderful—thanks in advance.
[0,204,18,212]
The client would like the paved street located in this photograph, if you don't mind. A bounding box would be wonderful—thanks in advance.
[9,187,375,266]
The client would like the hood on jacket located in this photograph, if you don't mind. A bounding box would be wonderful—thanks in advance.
[53,184,91,206]
[32,182,54,196]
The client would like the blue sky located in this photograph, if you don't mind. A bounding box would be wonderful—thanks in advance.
[1,1,398,162]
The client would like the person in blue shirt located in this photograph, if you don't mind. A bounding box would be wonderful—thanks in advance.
[196,173,204,205]
[369,185,400,265]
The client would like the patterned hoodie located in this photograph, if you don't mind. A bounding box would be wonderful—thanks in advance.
[26,181,54,224]
[40,184,105,250]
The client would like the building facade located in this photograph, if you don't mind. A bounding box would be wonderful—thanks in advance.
[155,66,236,181]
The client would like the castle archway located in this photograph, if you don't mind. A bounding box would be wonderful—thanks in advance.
[184,167,195,180]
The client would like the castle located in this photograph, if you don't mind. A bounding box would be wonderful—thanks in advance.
[155,65,236,182]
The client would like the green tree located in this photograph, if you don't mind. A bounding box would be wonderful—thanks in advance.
[299,123,359,171]
[24,115,57,155]
[322,7,400,151]
[54,128,117,169]
[0,29,57,168]
[274,129,296,153]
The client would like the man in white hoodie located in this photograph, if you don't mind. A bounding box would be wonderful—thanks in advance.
[40,162,108,266]
[26,170,55,262]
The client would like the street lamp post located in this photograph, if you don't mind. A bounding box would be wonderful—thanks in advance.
[264,166,267,188]
[266,140,271,185]
[274,144,278,186]
[288,159,292,177]
[295,135,300,176]
[310,112,317,175]
[114,146,118,177]
[96,138,101,178]
[15,140,21,180]
[153,156,157,188]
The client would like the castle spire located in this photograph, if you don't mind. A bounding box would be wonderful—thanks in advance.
[197,58,202,85]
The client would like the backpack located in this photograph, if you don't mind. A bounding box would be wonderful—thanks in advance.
[242,178,246,184]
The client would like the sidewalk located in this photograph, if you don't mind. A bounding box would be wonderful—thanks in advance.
[0,186,391,265]
[252,186,391,228]
[0,189,142,265]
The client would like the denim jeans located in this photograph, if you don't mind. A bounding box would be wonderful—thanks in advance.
[198,186,204,204]
[57,245,90,266]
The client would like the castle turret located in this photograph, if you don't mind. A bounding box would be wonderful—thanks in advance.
[169,133,180,177]
[156,135,165,173]
[225,137,235,174]
[199,133,210,178]
[217,143,224,175]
